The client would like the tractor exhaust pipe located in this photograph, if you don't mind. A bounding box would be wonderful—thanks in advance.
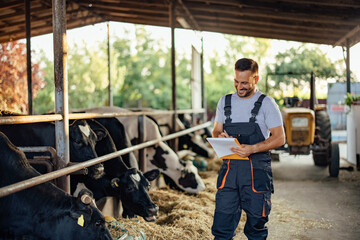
[310,72,316,111]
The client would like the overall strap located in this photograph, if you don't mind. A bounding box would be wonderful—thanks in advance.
[250,94,266,122]
[224,94,232,124]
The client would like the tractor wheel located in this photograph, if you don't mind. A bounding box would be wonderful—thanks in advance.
[329,143,340,177]
[312,110,331,166]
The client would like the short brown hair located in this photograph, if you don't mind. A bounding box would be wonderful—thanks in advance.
[234,58,258,74]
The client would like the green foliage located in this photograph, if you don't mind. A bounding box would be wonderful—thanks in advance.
[204,35,272,113]
[33,49,54,114]
[112,25,191,110]
[31,25,344,116]
[33,25,194,113]
[265,44,344,101]
[67,41,109,109]
[345,93,360,106]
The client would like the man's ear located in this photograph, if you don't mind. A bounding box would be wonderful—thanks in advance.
[255,75,260,84]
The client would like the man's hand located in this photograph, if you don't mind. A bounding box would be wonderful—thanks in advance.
[230,144,254,158]
[218,130,231,138]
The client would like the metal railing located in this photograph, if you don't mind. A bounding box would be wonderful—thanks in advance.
[0,109,206,125]
[0,109,210,198]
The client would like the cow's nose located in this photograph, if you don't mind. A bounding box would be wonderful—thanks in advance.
[148,204,159,215]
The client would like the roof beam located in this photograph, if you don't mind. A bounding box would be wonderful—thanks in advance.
[333,25,360,47]
[177,0,201,30]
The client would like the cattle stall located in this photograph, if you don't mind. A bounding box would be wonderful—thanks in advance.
[0,109,211,199]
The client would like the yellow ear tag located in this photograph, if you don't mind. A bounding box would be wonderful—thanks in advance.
[114,181,119,187]
[77,214,84,227]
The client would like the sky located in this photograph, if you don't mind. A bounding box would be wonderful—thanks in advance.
[30,21,360,86]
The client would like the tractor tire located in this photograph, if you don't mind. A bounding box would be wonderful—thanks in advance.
[329,143,340,177]
[312,110,331,166]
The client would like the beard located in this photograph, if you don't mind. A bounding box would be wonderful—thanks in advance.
[236,86,255,98]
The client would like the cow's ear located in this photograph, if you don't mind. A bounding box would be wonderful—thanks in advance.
[143,169,160,181]
[93,128,107,141]
[70,207,92,228]
[111,178,120,188]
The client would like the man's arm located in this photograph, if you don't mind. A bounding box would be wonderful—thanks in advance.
[230,125,285,158]
[212,122,230,138]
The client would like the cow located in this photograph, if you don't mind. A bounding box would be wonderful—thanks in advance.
[0,119,105,180]
[144,111,215,159]
[83,106,205,194]
[177,113,215,155]
[0,131,113,240]
[178,113,213,143]
[0,117,159,221]
[84,118,159,221]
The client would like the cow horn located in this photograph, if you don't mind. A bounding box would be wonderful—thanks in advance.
[80,194,92,205]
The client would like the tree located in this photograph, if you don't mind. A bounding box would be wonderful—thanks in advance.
[204,35,271,113]
[0,41,44,113]
[33,49,54,114]
[113,25,192,110]
[67,41,109,109]
[265,44,344,100]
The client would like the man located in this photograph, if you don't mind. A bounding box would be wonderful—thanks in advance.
[211,58,285,240]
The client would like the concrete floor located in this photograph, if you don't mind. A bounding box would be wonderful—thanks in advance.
[265,143,360,240]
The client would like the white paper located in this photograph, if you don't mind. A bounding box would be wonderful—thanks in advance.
[206,137,240,158]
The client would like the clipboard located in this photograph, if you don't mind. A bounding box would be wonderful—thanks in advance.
[206,137,249,160]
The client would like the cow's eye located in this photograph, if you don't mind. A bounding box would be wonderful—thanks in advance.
[73,141,83,148]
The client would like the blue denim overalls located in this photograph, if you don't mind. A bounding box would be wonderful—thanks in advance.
[212,94,273,240]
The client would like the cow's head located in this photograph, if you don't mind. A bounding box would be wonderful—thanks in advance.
[146,141,205,194]
[176,115,215,158]
[178,133,214,158]
[85,119,160,221]
[111,168,160,222]
[53,190,113,240]
[0,132,112,240]
[69,120,104,179]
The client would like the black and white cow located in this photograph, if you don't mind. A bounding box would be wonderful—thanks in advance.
[177,113,214,155]
[0,119,104,179]
[0,132,112,240]
[143,111,215,158]
[0,118,159,221]
[84,107,205,194]
[84,118,159,221]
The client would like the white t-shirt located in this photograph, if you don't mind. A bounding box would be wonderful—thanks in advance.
[214,91,283,139]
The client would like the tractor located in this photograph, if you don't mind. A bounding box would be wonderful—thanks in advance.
[270,72,340,177]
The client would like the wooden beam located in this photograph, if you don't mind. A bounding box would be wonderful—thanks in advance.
[187,0,360,9]
[185,2,360,26]
[333,25,360,47]
[194,13,351,34]
[177,0,201,30]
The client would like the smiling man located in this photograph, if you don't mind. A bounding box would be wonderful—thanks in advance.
[211,58,285,240]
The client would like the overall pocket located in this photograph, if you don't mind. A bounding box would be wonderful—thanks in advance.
[250,160,273,193]
[262,192,272,217]
[217,160,230,189]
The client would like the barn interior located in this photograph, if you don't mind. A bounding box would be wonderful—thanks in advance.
[1,1,360,238]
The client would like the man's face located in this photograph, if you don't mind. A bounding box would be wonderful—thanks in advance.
[234,70,259,98]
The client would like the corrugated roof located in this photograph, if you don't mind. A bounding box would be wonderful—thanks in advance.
[1,0,359,46]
